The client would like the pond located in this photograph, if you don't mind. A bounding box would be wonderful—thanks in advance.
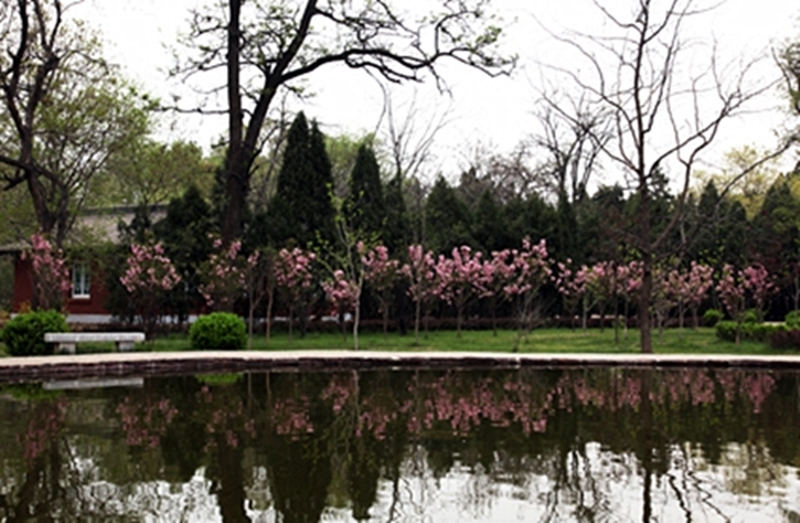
[0,364,799,522]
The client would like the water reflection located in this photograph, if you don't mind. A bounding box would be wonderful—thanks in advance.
[0,367,799,521]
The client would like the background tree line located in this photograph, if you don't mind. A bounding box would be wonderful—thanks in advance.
[1,0,799,353]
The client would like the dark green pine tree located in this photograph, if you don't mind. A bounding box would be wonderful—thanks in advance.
[425,176,475,254]
[307,121,336,244]
[347,144,385,238]
[273,112,312,244]
[154,184,215,319]
[382,173,410,254]
[269,112,336,247]
[473,189,507,253]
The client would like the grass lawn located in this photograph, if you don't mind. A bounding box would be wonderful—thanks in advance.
[0,326,790,356]
[146,326,784,355]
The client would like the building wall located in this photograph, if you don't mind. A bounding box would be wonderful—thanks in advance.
[13,256,112,317]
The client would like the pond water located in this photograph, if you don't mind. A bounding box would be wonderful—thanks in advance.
[0,365,799,522]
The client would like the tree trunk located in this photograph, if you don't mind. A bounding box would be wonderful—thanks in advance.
[639,262,653,354]
[265,288,274,347]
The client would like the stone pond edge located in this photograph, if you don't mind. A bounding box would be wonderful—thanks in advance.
[1,351,799,383]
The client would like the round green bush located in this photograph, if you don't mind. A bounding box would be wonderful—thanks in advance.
[189,313,246,351]
[739,309,760,324]
[1,310,69,356]
[702,308,724,326]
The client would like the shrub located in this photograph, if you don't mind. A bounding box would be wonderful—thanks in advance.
[715,320,783,343]
[770,328,800,350]
[703,309,724,326]
[1,310,68,356]
[189,312,246,351]
[785,310,800,329]
[739,309,760,324]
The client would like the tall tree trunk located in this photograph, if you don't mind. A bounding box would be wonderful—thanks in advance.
[221,0,244,242]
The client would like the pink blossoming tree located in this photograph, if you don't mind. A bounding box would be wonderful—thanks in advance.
[484,248,518,335]
[670,262,714,333]
[741,263,774,318]
[361,245,400,336]
[615,261,643,340]
[21,233,71,311]
[433,246,491,337]
[273,247,315,343]
[120,243,181,339]
[504,238,552,336]
[582,261,618,333]
[322,269,360,342]
[197,238,245,312]
[553,258,587,331]
[402,244,437,344]
[241,248,273,348]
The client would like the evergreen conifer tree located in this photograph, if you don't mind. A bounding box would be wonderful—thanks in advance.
[270,112,335,246]
[347,144,385,237]
[382,173,410,254]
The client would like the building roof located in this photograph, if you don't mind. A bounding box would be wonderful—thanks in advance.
[0,205,167,254]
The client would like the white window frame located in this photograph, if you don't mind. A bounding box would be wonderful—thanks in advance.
[72,262,90,299]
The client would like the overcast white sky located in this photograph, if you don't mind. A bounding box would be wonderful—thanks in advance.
[76,0,799,185]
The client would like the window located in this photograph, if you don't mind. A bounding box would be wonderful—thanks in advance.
[72,262,90,299]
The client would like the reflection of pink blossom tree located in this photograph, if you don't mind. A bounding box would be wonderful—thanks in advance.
[402,245,437,344]
[21,398,67,464]
[116,396,178,448]
[361,245,399,336]
[120,243,181,339]
[273,247,315,342]
[21,233,70,311]
[433,246,491,337]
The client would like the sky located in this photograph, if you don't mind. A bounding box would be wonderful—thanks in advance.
[76,0,799,187]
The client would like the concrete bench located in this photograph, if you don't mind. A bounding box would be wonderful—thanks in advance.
[44,332,146,354]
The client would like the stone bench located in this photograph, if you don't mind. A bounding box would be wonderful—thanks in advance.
[44,332,146,354]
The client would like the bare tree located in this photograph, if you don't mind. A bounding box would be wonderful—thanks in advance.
[545,0,788,352]
[175,0,515,243]
[531,94,610,205]
[379,86,451,182]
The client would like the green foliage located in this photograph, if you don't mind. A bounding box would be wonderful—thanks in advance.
[715,320,783,343]
[189,313,246,351]
[786,310,800,329]
[740,309,760,324]
[271,113,336,247]
[347,144,385,237]
[425,176,475,254]
[1,310,68,357]
[155,185,216,319]
[382,174,411,254]
[702,309,724,326]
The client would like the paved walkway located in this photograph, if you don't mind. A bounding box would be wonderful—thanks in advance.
[1,351,800,383]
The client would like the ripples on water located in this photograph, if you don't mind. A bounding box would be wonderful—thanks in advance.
[0,366,798,522]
